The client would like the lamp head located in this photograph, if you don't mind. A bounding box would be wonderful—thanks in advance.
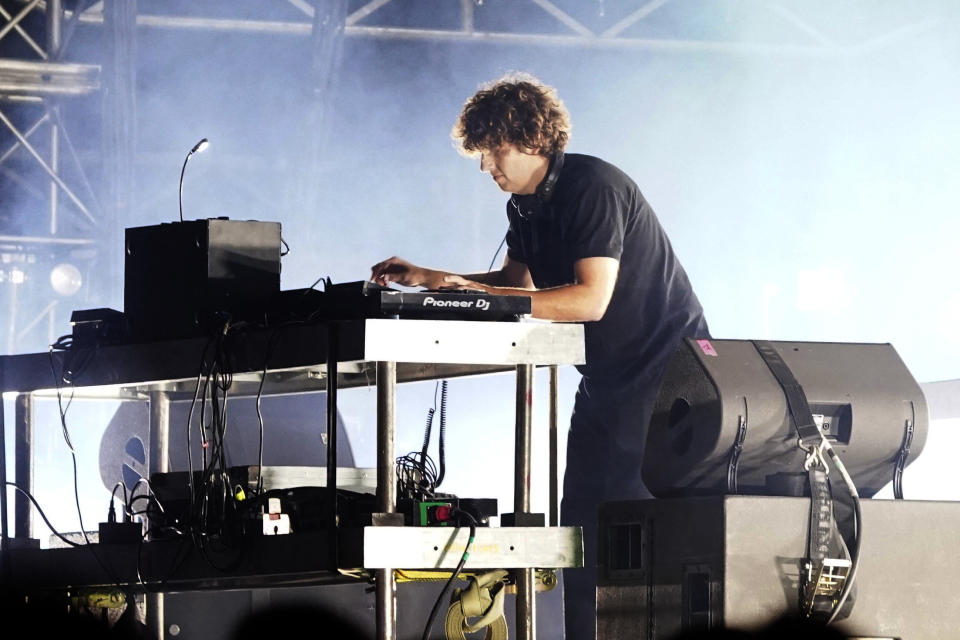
[190,138,210,155]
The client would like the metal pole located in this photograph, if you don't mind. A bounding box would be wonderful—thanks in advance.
[48,116,59,234]
[460,0,474,31]
[146,595,164,640]
[517,569,537,640]
[102,0,137,304]
[5,276,19,356]
[549,365,559,527]
[514,364,535,640]
[14,393,33,539]
[0,388,9,545]
[47,0,63,52]
[147,391,169,640]
[148,391,170,476]
[300,0,347,217]
[47,0,63,235]
[514,364,534,512]
[376,360,397,640]
[326,324,339,570]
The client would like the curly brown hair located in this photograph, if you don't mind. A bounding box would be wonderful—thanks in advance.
[452,73,571,156]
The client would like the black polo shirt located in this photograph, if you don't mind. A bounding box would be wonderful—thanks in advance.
[505,153,707,384]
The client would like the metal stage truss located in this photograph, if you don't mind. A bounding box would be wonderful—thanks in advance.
[56,0,948,55]
[0,0,101,352]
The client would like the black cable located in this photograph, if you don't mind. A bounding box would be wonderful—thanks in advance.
[130,478,165,520]
[419,381,441,467]
[253,330,283,496]
[127,496,158,512]
[136,530,148,585]
[48,349,77,452]
[51,334,73,350]
[280,237,290,256]
[403,380,450,499]
[486,232,508,274]
[397,452,439,501]
[419,408,435,473]
[3,482,80,548]
[69,451,91,544]
[305,275,327,292]
[47,348,131,594]
[48,349,94,547]
[436,380,448,488]
[111,481,130,520]
[59,340,99,386]
[183,328,228,560]
[420,509,478,640]
[198,322,232,535]
[185,319,257,572]
[255,361,268,495]
[184,334,215,540]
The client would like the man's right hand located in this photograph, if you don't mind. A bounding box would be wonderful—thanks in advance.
[370,256,449,289]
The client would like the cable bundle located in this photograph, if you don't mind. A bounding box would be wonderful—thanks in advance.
[183,316,246,557]
[397,380,449,500]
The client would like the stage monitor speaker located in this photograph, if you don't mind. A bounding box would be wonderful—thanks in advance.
[597,497,960,639]
[642,339,927,497]
[124,218,281,340]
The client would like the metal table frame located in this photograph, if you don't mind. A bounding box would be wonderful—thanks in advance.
[0,318,584,640]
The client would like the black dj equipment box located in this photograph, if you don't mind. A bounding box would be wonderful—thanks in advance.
[597,496,960,640]
[124,218,281,340]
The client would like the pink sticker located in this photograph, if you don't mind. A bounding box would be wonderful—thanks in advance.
[697,339,718,357]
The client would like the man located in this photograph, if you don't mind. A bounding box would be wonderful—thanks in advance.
[371,74,708,639]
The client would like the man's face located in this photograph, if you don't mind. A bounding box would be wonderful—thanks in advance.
[479,143,548,195]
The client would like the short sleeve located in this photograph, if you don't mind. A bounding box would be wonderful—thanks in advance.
[564,183,625,262]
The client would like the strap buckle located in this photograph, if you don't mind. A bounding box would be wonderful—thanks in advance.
[801,434,829,473]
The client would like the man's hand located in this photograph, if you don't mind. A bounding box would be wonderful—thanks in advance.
[440,275,487,291]
[370,256,449,289]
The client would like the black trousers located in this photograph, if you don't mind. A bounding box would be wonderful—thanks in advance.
[559,371,661,640]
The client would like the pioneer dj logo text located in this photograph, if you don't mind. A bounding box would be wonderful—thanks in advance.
[422,296,490,311]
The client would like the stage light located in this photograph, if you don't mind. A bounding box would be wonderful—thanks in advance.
[50,262,82,296]
[6,267,26,285]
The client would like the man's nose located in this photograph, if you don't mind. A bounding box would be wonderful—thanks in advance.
[480,152,493,173]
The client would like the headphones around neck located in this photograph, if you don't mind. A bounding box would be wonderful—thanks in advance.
[536,151,565,202]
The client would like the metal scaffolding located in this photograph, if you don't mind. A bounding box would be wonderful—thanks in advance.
[58,0,943,55]
[0,0,100,352]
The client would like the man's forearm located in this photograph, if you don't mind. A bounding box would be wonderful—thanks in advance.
[480,283,608,322]
[459,269,529,288]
